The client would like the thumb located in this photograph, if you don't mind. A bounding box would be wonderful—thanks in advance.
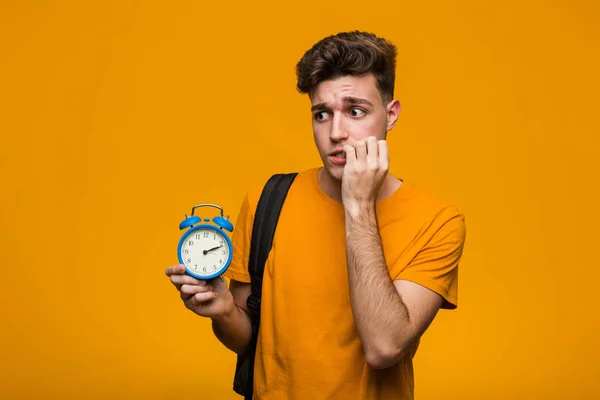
[210,275,229,294]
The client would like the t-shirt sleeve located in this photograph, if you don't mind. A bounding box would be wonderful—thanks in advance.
[395,210,466,309]
[223,193,253,283]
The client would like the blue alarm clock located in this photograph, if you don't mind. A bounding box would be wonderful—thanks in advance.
[177,203,234,281]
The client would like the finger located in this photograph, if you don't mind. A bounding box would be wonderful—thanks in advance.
[378,140,389,169]
[355,140,367,162]
[165,264,186,276]
[343,144,356,165]
[367,137,379,167]
[180,284,213,300]
[181,284,212,295]
[187,291,218,307]
[170,274,206,287]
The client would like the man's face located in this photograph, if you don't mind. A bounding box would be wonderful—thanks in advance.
[309,73,400,182]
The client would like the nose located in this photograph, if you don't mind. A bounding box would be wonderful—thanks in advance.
[329,114,349,142]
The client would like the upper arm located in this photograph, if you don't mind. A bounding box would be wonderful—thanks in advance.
[395,211,466,310]
[391,211,466,342]
[229,279,252,314]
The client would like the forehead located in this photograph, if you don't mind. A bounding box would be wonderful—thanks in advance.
[310,74,382,107]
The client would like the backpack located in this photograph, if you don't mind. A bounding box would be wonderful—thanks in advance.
[232,172,298,399]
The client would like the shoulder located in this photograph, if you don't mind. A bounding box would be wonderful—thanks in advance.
[390,180,466,236]
[403,180,462,213]
[243,168,318,217]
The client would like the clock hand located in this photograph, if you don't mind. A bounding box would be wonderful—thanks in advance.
[203,245,223,255]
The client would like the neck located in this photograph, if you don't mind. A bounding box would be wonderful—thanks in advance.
[317,167,402,203]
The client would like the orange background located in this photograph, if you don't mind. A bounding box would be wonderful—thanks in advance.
[1,1,599,399]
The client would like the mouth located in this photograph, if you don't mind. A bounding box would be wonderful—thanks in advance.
[329,150,346,164]
[329,149,346,158]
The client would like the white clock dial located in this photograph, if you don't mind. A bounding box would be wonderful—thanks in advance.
[180,228,230,276]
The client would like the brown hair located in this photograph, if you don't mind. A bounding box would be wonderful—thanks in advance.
[295,31,397,103]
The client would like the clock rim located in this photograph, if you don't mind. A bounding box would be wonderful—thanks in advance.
[177,224,233,280]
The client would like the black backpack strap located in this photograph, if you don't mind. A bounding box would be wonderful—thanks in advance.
[247,173,298,311]
[232,172,298,399]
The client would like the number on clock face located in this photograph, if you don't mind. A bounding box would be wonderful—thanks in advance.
[180,227,229,275]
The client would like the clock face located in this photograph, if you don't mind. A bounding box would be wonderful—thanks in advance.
[180,227,231,277]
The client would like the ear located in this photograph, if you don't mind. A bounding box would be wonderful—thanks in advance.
[386,99,401,131]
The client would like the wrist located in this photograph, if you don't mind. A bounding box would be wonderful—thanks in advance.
[344,200,376,220]
[344,203,380,240]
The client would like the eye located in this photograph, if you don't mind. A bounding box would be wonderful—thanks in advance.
[350,108,366,117]
[314,111,330,121]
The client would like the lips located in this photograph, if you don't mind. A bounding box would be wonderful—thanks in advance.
[329,149,346,158]
[329,149,347,165]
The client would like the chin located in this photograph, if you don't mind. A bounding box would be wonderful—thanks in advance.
[322,163,344,182]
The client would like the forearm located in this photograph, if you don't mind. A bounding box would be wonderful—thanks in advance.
[211,303,253,355]
[345,204,412,367]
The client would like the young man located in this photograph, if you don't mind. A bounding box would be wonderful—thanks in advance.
[166,31,466,399]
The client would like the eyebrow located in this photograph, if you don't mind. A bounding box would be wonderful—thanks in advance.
[310,96,374,112]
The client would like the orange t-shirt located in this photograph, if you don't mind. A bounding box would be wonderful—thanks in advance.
[224,167,466,399]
